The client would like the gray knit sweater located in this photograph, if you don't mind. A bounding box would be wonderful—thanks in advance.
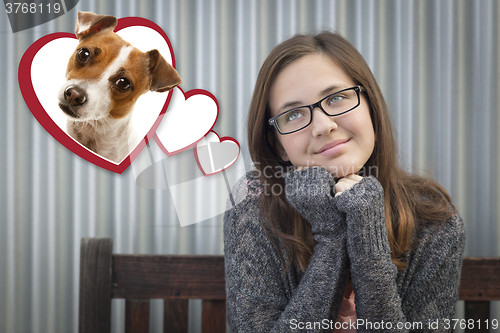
[223,167,465,332]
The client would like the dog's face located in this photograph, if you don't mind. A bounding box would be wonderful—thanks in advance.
[59,11,181,121]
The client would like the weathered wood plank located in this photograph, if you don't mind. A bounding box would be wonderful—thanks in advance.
[202,300,226,333]
[112,255,225,299]
[125,299,150,333]
[164,299,189,333]
[459,258,500,301]
[79,238,113,333]
[464,301,490,332]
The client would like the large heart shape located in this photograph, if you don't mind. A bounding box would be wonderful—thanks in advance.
[154,87,219,156]
[19,17,176,173]
[194,131,240,176]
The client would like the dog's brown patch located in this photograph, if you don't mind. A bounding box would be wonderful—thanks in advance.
[65,28,180,120]
[66,33,126,82]
[107,48,151,119]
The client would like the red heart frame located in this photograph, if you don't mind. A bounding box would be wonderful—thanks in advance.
[18,17,176,174]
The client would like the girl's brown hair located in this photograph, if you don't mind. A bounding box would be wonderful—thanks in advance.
[247,31,455,271]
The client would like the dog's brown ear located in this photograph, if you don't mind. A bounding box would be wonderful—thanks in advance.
[75,11,117,40]
[147,50,182,92]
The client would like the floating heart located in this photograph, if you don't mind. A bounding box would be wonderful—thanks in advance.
[194,131,240,176]
[154,87,219,156]
[19,17,176,173]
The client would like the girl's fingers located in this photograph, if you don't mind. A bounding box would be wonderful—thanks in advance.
[335,180,352,193]
[345,174,363,182]
[292,169,362,196]
[335,174,363,196]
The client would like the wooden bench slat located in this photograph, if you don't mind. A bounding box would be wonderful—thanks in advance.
[125,299,150,333]
[112,255,225,299]
[458,257,500,301]
[202,300,226,333]
[464,301,490,332]
[79,238,113,333]
[164,299,189,333]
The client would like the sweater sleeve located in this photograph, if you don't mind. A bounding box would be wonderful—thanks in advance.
[224,168,349,332]
[335,176,465,332]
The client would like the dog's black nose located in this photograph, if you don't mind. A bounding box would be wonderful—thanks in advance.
[64,86,87,106]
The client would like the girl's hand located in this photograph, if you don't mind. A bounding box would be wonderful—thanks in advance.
[284,166,346,238]
[335,174,363,197]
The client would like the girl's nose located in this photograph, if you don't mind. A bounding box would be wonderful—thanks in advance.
[311,108,338,137]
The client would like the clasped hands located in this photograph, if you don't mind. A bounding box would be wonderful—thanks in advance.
[296,166,363,197]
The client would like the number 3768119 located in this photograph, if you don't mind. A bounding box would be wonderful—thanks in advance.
[5,2,61,14]
[443,319,498,330]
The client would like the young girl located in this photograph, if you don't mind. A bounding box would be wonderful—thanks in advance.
[224,31,465,332]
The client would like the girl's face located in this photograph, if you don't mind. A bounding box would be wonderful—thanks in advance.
[269,53,375,178]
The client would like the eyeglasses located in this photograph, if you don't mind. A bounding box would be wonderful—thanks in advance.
[268,85,364,135]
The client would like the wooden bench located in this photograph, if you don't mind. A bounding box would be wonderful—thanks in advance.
[79,238,225,333]
[458,258,500,332]
[79,238,500,333]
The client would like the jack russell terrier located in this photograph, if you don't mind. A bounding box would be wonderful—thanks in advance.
[58,11,181,163]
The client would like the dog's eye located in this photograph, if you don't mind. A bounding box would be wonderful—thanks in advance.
[115,78,131,91]
[77,48,91,63]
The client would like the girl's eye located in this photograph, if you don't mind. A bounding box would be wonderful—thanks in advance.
[327,94,344,105]
[76,48,91,63]
[286,110,304,122]
[115,78,131,91]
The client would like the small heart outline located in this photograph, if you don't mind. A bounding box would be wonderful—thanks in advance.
[193,130,240,177]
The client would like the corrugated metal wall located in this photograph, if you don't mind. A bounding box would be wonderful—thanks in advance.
[1,0,499,332]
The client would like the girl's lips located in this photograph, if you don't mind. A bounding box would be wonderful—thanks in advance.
[317,138,350,156]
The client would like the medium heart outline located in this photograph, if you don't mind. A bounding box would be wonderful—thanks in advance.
[153,87,219,157]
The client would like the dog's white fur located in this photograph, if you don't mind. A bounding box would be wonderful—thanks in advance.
[59,45,133,123]
[60,46,136,163]
[67,113,136,162]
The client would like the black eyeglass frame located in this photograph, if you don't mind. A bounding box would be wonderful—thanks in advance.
[268,85,364,135]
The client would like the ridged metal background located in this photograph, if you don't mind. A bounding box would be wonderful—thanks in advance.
[1,0,499,332]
